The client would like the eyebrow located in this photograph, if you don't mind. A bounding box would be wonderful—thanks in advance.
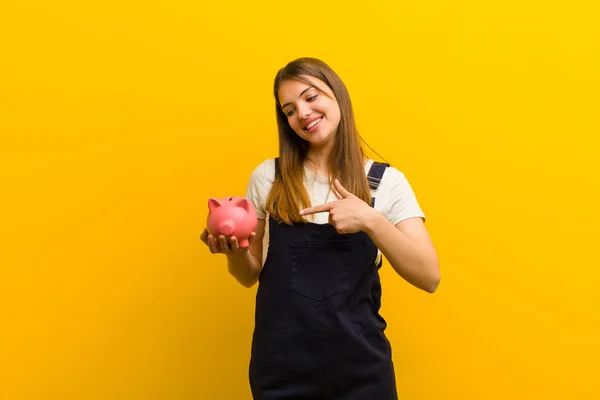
[280,87,314,110]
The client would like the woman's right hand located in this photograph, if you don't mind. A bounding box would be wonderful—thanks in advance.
[200,228,256,257]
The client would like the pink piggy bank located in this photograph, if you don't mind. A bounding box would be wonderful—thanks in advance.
[206,196,258,247]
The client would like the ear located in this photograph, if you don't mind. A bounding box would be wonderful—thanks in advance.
[208,198,222,212]
[234,197,252,213]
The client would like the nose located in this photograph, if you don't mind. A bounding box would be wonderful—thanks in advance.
[297,103,312,120]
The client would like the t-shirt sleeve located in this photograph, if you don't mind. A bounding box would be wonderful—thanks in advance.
[384,167,426,225]
[244,159,275,220]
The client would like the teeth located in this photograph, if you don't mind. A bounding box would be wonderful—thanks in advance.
[306,118,321,129]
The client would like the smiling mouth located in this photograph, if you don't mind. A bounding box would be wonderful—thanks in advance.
[304,118,322,130]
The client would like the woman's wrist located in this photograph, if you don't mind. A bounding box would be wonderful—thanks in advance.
[362,208,386,235]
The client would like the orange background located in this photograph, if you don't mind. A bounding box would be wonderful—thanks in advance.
[1,0,599,398]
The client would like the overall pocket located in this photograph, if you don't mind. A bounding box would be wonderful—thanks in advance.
[289,239,350,301]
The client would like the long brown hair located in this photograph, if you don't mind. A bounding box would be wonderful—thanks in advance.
[265,57,371,225]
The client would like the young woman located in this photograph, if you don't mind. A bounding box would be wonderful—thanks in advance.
[200,57,440,399]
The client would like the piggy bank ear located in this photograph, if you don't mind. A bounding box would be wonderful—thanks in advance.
[208,198,222,212]
[233,197,252,213]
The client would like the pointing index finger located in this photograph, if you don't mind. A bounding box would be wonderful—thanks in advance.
[300,202,335,216]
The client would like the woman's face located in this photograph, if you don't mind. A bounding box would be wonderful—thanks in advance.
[278,76,341,150]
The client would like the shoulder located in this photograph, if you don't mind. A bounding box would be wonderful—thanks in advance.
[249,158,277,182]
[378,163,418,198]
[366,159,426,223]
[246,158,277,218]
[246,158,278,196]
[380,164,409,186]
[365,159,408,187]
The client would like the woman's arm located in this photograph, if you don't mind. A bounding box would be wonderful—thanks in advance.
[364,215,440,293]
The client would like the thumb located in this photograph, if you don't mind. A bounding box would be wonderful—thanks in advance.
[334,179,356,199]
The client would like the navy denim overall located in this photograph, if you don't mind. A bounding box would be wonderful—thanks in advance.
[249,160,397,400]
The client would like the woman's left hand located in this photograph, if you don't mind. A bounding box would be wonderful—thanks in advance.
[300,179,378,234]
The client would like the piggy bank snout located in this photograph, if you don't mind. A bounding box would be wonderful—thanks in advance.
[219,220,235,236]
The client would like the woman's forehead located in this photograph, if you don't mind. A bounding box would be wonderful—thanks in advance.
[278,76,330,102]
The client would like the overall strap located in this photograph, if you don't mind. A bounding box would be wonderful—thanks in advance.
[367,161,389,207]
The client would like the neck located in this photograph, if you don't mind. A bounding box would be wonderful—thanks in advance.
[306,153,328,169]
[304,144,368,178]
[305,143,333,177]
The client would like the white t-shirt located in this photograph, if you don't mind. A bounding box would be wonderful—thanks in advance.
[245,158,426,265]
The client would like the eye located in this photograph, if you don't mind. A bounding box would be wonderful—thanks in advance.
[285,109,295,117]
[307,94,318,102]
